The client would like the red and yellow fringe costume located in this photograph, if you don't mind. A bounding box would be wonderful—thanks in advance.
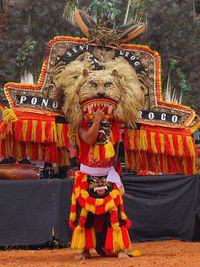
[69,171,131,252]
[69,118,131,253]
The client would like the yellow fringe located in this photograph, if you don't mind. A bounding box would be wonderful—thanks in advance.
[71,225,86,250]
[186,136,196,157]
[70,212,76,221]
[119,194,123,205]
[139,130,148,151]
[5,140,11,157]
[120,212,127,220]
[105,199,115,212]
[93,144,100,161]
[150,132,158,153]
[159,133,165,154]
[31,120,38,142]
[22,120,28,141]
[71,193,76,205]
[16,142,22,160]
[2,109,18,134]
[52,122,58,142]
[92,142,115,160]
[56,123,63,146]
[109,190,119,199]
[41,121,46,142]
[95,198,104,206]
[104,141,115,158]
[168,134,175,156]
[80,208,88,217]
[61,150,70,166]
[112,228,125,253]
[81,190,89,199]
[112,222,120,231]
[177,135,184,156]
[75,187,81,198]
[81,175,88,182]
[85,203,96,213]
[110,130,114,144]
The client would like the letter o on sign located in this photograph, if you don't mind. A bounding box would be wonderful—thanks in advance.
[148,112,155,120]
[172,115,178,123]
[31,97,37,105]
[52,101,58,109]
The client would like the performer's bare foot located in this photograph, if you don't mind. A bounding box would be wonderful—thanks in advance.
[118,250,129,258]
[74,249,91,260]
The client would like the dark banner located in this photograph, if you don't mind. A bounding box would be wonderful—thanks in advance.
[123,174,199,242]
[0,175,199,246]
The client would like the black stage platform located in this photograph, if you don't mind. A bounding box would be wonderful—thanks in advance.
[0,175,200,247]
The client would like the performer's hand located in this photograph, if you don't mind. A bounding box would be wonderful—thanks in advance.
[79,107,105,145]
[93,107,105,123]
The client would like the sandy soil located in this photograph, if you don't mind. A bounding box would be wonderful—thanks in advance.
[0,240,200,267]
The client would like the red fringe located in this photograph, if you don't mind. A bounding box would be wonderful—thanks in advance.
[96,205,105,214]
[105,227,113,250]
[87,196,96,205]
[121,226,131,248]
[69,220,75,230]
[70,205,76,213]
[124,124,197,175]
[85,228,95,249]
[99,144,105,160]
[45,121,52,142]
[26,120,32,142]
[110,210,118,224]
[111,122,120,144]
[36,121,42,143]
[79,215,86,227]
[125,218,132,229]
[62,124,69,146]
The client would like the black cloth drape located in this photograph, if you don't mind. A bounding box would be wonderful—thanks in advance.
[0,175,200,246]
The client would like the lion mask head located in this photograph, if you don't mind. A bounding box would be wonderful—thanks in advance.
[53,56,147,127]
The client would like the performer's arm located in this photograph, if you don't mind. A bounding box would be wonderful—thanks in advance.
[79,109,104,145]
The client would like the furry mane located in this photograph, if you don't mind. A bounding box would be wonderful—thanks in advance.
[53,55,147,127]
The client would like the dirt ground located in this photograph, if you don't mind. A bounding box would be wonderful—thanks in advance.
[0,240,200,267]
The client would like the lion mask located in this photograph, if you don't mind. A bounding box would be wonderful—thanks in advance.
[53,55,147,127]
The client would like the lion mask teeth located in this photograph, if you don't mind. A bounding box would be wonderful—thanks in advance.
[82,98,117,115]
[94,186,108,192]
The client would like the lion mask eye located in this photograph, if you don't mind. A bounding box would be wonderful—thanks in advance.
[104,82,112,87]
[90,81,98,87]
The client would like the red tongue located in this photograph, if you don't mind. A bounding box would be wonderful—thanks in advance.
[97,189,105,195]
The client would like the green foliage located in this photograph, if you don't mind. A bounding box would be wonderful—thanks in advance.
[1,0,200,115]
[84,0,120,24]
[176,68,189,92]
[15,38,37,70]
[143,0,200,113]
[0,0,76,84]
[169,59,177,72]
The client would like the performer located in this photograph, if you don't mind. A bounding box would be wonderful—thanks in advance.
[53,38,147,260]
[69,104,132,259]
